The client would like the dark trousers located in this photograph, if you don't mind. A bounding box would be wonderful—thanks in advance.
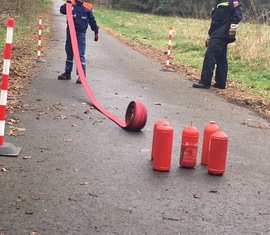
[200,38,228,88]
[65,30,86,75]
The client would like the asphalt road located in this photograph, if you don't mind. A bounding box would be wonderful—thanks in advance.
[0,0,270,234]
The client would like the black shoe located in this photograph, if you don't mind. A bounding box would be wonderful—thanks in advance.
[192,82,210,89]
[76,77,81,84]
[212,83,225,89]
[58,72,71,80]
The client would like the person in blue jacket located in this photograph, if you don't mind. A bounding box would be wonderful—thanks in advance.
[58,0,99,83]
[193,0,243,89]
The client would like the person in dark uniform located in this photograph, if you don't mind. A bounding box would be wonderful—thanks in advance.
[58,0,99,84]
[193,0,243,89]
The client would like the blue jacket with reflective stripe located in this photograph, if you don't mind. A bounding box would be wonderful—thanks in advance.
[208,0,243,42]
[60,0,99,33]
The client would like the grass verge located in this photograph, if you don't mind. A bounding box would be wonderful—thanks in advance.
[93,7,270,120]
[0,0,53,113]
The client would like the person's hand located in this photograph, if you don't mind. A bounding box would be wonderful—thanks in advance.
[205,35,210,48]
[94,33,98,42]
[229,24,237,37]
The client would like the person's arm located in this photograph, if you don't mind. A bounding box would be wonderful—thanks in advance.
[88,11,99,41]
[60,1,71,15]
[88,12,99,32]
[229,1,243,37]
[231,1,243,25]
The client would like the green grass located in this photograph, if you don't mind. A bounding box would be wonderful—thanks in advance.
[36,0,51,7]
[0,1,52,54]
[93,7,270,99]
[0,28,5,48]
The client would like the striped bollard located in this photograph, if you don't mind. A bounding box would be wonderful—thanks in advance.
[161,27,174,72]
[0,18,21,157]
[36,16,45,63]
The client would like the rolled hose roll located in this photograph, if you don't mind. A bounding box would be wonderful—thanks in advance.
[66,3,147,131]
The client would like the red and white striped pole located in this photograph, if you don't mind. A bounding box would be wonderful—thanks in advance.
[0,18,21,156]
[162,27,174,72]
[37,16,43,61]
[0,18,14,145]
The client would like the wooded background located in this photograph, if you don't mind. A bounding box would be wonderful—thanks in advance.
[93,0,270,23]
[0,0,270,24]
[0,0,45,24]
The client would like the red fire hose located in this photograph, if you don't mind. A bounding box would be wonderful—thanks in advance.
[66,3,147,131]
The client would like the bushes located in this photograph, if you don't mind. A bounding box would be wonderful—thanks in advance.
[107,0,270,22]
[0,0,47,24]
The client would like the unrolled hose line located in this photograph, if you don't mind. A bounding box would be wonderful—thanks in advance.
[66,3,147,131]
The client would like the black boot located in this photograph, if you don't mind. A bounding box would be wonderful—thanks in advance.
[76,77,81,84]
[192,82,210,89]
[58,72,71,80]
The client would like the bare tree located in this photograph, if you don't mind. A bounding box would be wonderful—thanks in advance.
[0,0,35,24]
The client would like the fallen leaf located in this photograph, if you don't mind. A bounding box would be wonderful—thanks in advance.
[25,211,34,215]
[209,190,218,194]
[8,118,20,125]
[23,156,32,160]
[54,167,61,171]
[93,121,103,125]
[162,216,179,221]
[57,115,67,120]
[7,129,15,136]
[68,196,77,202]
[14,127,26,132]
[30,230,41,235]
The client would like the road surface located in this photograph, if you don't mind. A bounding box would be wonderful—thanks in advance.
[0,0,269,234]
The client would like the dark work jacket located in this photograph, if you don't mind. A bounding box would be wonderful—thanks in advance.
[208,0,243,43]
[60,0,99,33]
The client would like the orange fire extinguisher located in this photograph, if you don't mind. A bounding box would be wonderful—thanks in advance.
[201,121,220,165]
[179,123,199,168]
[208,131,229,176]
[153,124,174,172]
[151,119,170,161]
